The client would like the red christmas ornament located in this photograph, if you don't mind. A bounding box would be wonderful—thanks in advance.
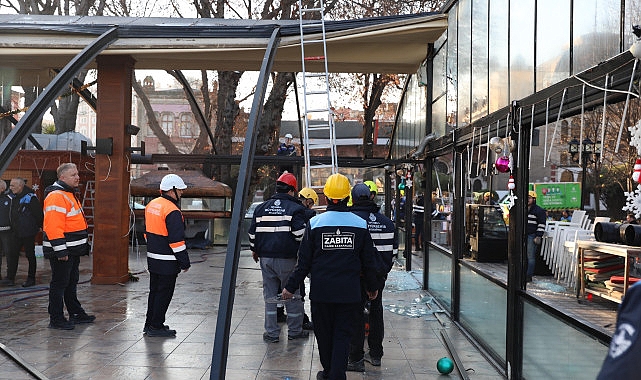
[633,158,641,183]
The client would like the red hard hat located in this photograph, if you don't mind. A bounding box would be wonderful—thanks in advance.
[277,172,297,190]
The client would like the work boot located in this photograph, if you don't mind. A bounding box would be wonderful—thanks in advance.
[346,359,364,372]
[288,330,309,340]
[22,278,35,287]
[146,326,177,337]
[49,319,75,330]
[70,313,96,324]
[302,313,313,330]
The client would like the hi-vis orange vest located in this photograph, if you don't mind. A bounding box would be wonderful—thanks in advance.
[42,188,89,258]
[145,195,190,275]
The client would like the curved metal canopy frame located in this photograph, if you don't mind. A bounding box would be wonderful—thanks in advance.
[0,27,118,174]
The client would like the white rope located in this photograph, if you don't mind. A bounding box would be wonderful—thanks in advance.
[616,59,638,153]
[547,88,567,161]
[529,104,535,170]
[544,98,549,167]
[580,84,585,156]
[485,125,490,176]
[600,74,608,163]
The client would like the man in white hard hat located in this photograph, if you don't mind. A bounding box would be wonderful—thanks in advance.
[277,133,296,156]
[143,174,191,337]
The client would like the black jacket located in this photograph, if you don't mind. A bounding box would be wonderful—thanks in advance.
[248,192,307,259]
[0,191,11,230]
[284,203,380,304]
[351,200,398,277]
[10,185,43,237]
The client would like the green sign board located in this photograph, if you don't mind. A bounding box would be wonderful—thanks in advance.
[532,183,581,210]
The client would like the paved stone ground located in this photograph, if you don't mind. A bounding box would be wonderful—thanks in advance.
[0,247,504,379]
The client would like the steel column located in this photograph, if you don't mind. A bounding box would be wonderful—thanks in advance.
[210,27,281,380]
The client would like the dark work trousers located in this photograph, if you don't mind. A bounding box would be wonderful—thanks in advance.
[414,218,424,251]
[9,234,36,281]
[0,230,13,278]
[48,255,84,323]
[349,282,385,361]
[145,272,177,329]
[312,301,360,380]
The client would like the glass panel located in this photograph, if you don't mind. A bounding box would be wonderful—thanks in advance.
[459,264,507,361]
[573,0,621,74]
[447,6,458,132]
[458,0,472,127]
[522,301,607,379]
[625,0,641,49]
[428,247,452,310]
[509,0,535,100]
[180,197,229,212]
[536,0,571,90]
[433,44,446,103]
[488,0,508,112]
[432,95,447,137]
[471,0,489,121]
[392,75,426,160]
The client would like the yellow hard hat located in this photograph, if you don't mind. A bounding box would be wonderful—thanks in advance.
[323,173,351,201]
[299,187,319,205]
[364,180,378,194]
[528,191,537,198]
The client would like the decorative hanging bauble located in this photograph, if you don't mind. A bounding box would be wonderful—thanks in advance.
[495,156,511,173]
[398,178,406,190]
[634,158,641,183]
[508,175,515,190]
[489,136,503,153]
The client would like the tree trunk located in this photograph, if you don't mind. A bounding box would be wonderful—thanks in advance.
[214,70,243,185]
[257,72,295,155]
[362,73,388,158]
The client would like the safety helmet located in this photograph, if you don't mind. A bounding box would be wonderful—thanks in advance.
[277,172,298,190]
[351,183,371,201]
[323,173,351,201]
[160,174,187,191]
[528,190,537,199]
[285,133,293,139]
[299,187,319,205]
[364,180,377,194]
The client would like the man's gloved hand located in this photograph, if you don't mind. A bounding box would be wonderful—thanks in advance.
[533,236,542,245]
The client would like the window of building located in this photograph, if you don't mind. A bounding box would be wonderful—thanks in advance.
[161,113,173,136]
[180,113,194,137]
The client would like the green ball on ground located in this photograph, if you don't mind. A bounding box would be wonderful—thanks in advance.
[437,357,454,374]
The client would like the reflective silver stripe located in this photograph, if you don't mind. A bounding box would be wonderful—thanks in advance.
[147,252,177,261]
[256,215,292,222]
[375,244,394,251]
[49,191,83,217]
[67,239,87,246]
[370,232,395,239]
[45,205,67,214]
[0,226,9,231]
[256,226,292,233]
[292,228,305,236]
[42,241,52,247]
[248,233,255,239]
[171,244,186,253]
[53,245,67,251]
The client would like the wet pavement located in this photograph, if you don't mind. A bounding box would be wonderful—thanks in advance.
[0,247,504,379]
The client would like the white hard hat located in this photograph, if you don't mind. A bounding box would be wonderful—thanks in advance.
[160,174,187,191]
[285,133,293,139]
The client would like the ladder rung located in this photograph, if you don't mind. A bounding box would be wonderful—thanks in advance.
[301,7,323,12]
[308,164,335,169]
[305,90,328,95]
[301,23,324,29]
[304,56,326,61]
[304,73,326,78]
[306,108,331,113]
[308,144,333,150]
[307,125,330,130]
[302,39,325,44]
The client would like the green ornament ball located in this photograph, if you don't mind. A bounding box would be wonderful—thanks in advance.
[437,357,454,374]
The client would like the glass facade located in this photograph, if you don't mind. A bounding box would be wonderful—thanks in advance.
[459,265,507,362]
[522,301,607,379]
[388,0,641,377]
[392,75,426,159]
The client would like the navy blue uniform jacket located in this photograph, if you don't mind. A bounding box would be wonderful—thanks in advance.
[284,204,380,304]
[597,281,641,379]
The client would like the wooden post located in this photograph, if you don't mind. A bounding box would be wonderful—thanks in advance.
[92,55,135,284]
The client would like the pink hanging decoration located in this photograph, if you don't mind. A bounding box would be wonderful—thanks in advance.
[495,156,510,173]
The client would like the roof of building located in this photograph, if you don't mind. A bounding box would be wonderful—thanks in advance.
[0,13,447,86]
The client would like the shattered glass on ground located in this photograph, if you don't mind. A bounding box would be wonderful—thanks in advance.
[383,270,445,319]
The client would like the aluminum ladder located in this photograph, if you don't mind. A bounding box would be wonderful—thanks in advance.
[298,0,338,188]
[82,180,95,252]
